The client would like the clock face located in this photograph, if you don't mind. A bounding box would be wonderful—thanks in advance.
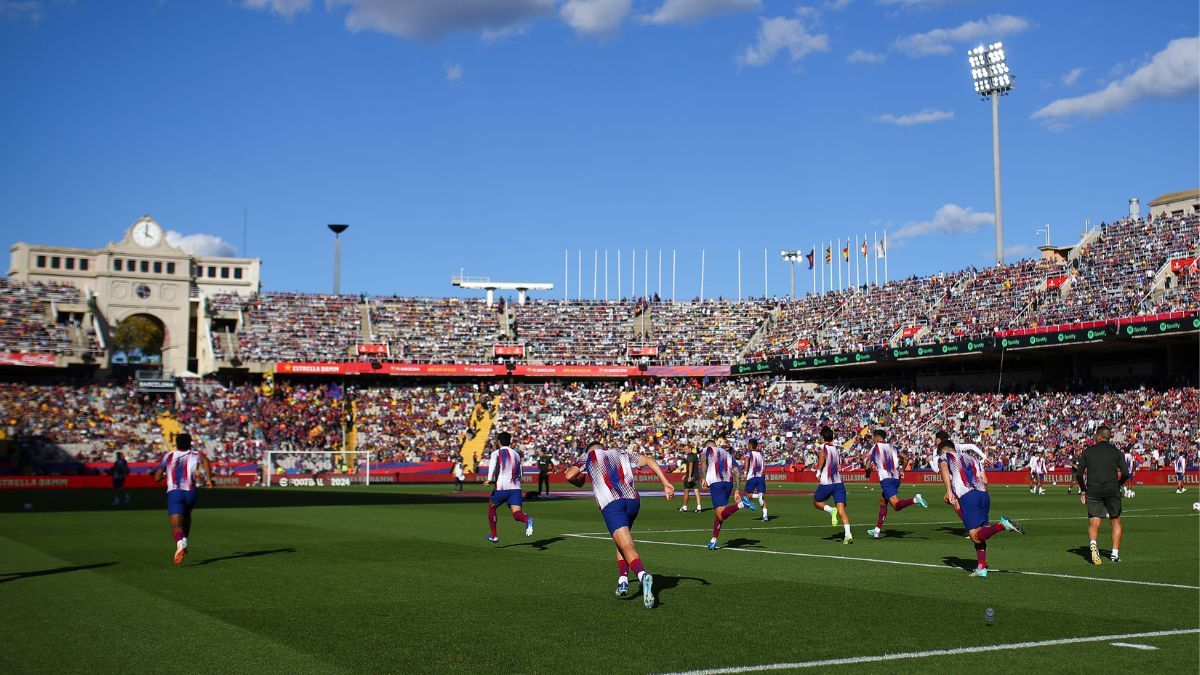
[132,220,163,248]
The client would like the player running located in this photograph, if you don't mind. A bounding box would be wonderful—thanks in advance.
[742,438,769,521]
[1122,448,1137,498]
[1028,452,1045,495]
[678,443,703,513]
[702,437,756,550]
[931,431,986,523]
[812,426,853,544]
[151,433,213,565]
[565,441,674,608]
[937,439,1024,577]
[110,451,130,506]
[863,430,927,538]
[482,431,534,542]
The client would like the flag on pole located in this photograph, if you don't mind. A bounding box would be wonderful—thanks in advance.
[806,249,815,269]
[877,237,886,259]
[842,244,850,262]
[861,239,868,257]
[825,246,832,263]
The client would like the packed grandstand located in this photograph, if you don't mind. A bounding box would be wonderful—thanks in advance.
[1,207,1197,477]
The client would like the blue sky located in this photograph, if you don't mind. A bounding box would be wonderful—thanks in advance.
[1,0,1196,300]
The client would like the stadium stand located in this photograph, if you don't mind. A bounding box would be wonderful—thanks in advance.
[0,279,98,355]
[237,292,361,362]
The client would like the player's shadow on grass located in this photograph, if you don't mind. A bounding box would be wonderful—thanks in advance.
[622,575,711,607]
[0,561,116,584]
[192,548,297,566]
[722,538,763,549]
[878,529,924,539]
[935,525,969,538]
[941,556,978,572]
[1066,546,1110,564]
[498,537,566,551]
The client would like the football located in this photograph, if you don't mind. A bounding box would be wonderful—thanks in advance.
[1192,502,1199,513]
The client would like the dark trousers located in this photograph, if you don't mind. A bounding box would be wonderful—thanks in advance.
[454,478,463,493]
[538,473,550,495]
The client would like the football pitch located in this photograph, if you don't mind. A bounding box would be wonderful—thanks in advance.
[1,483,1196,674]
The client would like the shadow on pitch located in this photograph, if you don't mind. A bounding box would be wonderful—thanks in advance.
[0,561,116,584]
[722,538,763,549]
[1067,546,1111,564]
[941,556,978,572]
[0,488,476,513]
[878,529,924,539]
[935,525,969,538]
[498,537,566,551]
[621,575,711,607]
[192,547,297,566]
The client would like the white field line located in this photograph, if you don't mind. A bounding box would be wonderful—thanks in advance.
[567,511,1199,536]
[654,629,1198,675]
[1110,642,1160,650]
[561,532,1200,590]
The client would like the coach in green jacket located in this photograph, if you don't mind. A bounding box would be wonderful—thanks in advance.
[1073,425,1129,565]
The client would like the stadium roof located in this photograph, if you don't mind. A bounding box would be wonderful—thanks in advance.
[1148,189,1200,206]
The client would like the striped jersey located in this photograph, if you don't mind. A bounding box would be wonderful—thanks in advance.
[1176,455,1187,473]
[744,449,765,480]
[157,450,202,492]
[940,451,987,498]
[705,445,734,484]
[817,444,842,485]
[870,442,901,481]
[574,447,641,510]
[486,447,523,491]
[1124,452,1135,473]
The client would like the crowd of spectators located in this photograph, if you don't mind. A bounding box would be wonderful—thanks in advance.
[511,300,632,364]
[924,259,1058,343]
[369,298,499,363]
[650,301,772,364]
[237,292,361,362]
[0,279,95,355]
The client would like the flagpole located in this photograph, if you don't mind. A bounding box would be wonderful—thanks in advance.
[737,249,742,301]
[604,249,609,301]
[763,248,768,299]
[671,249,676,302]
[884,231,889,285]
[837,238,842,292]
[564,249,568,300]
[700,249,706,302]
[644,249,648,299]
[658,249,662,299]
[577,249,582,301]
[632,248,636,299]
[855,235,860,289]
[617,249,622,298]
[873,232,879,287]
[593,249,598,300]
[811,244,816,296]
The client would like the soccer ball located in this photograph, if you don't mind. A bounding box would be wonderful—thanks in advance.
[1128,491,1135,498]
[22,503,32,510]
[1192,502,1199,513]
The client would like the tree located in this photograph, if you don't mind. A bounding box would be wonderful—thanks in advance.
[112,315,164,354]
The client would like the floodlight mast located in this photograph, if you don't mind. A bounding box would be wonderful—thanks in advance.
[780,250,803,300]
[968,42,1013,266]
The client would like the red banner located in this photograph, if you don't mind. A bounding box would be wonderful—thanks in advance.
[1171,257,1197,275]
[645,365,730,377]
[356,344,388,355]
[900,327,922,339]
[0,352,56,367]
[0,474,257,489]
[511,365,641,378]
[275,362,507,377]
[1046,275,1070,290]
[494,344,525,357]
[795,339,811,350]
[629,346,659,357]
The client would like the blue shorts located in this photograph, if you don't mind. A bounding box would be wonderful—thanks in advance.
[1177,473,1185,483]
[489,489,523,507]
[601,498,641,535]
[879,478,902,500]
[112,478,125,489]
[744,477,766,495]
[166,489,198,517]
[1031,472,1043,480]
[709,481,734,508]
[958,490,991,531]
[813,483,847,505]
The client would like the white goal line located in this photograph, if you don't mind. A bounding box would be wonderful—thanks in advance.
[655,628,1200,675]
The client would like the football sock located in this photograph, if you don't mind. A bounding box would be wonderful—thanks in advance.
[975,542,987,568]
[512,511,529,523]
[976,522,1005,543]
[712,518,723,539]
[876,502,888,528]
[617,560,629,577]
[1089,539,1097,547]
[720,503,742,519]
[630,559,645,581]
[181,537,188,548]
[173,529,184,543]
[1112,548,1119,557]
[762,508,768,518]
[822,505,835,514]
[488,505,498,537]
[894,498,915,511]
[843,524,851,537]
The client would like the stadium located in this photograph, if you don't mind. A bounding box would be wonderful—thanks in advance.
[2,3,1198,674]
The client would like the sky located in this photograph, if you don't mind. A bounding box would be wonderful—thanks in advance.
[1,0,1197,301]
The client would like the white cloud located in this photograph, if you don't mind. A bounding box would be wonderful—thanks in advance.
[241,0,312,19]
[1060,67,1084,86]
[893,203,993,240]
[825,0,852,10]
[877,0,969,9]
[893,14,1030,57]
[1,0,69,22]
[166,231,237,258]
[1033,36,1199,124]
[874,108,954,125]
[560,0,631,37]
[736,10,830,67]
[444,62,463,82]
[640,0,759,25]
[1003,244,1037,258]
[846,49,886,64]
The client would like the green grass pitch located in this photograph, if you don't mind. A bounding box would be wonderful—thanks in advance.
[0,483,1196,673]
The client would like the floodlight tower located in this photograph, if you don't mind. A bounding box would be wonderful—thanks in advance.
[780,250,803,300]
[328,224,349,294]
[968,42,1014,266]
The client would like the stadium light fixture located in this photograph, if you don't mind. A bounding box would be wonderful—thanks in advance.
[967,42,1013,267]
[328,224,349,295]
[780,249,804,300]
